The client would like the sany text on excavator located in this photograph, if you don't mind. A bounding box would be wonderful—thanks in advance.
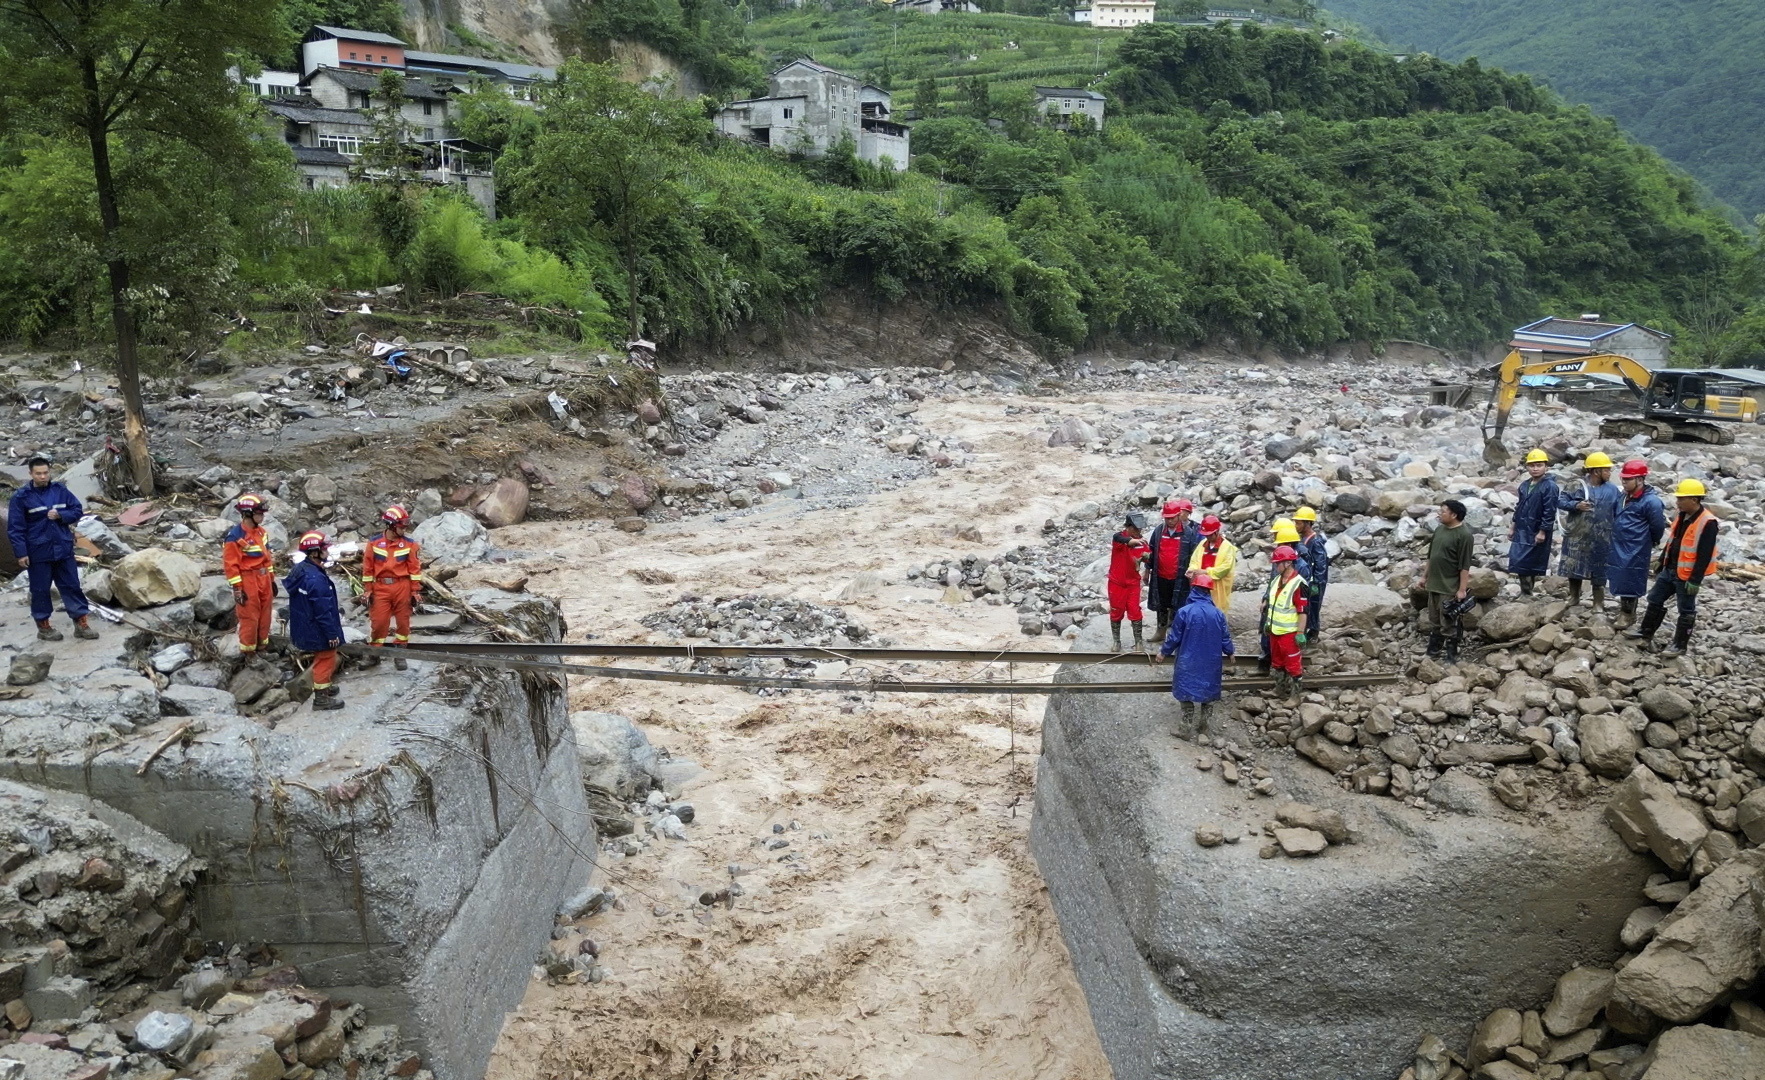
[1481,350,1761,465]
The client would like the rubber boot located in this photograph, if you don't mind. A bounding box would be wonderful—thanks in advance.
[1567,578,1583,606]
[1443,637,1459,665]
[73,616,98,640]
[1626,605,1666,644]
[1110,621,1123,652]
[1425,632,1443,659]
[1592,582,1607,614]
[1663,616,1694,657]
[1195,701,1212,736]
[1614,597,1637,630]
[312,687,346,711]
[35,621,63,642]
[1131,621,1145,653]
[1286,676,1303,704]
[1519,576,1535,596]
[1257,654,1271,676]
[361,649,382,667]
[1155,610,1170,642]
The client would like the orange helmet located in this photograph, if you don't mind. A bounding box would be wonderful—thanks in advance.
[297,530,329,552]
[381,504,411,526]
[1272,544,1299,563]
[236,493,264,513]
[1198,514,1222,536]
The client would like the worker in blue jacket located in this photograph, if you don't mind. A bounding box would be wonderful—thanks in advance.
[1294,506,1329,642]
[1508,449,1559,595]
[7,457,98,642]
[1607,460,1668,630]
[285,530,346,711]
[1158,570,1235,740]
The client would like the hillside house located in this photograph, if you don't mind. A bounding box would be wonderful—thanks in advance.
[1034,87,1106,129]
[715,61,909,170]
[891,0,981,12]
[1084,0,1156,28]
[300,25,552,100]
[1510,315,1673,366]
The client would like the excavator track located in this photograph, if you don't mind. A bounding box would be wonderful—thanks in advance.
[1598,417,1736,445]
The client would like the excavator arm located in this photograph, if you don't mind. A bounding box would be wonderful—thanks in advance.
[1481,351,1653,465]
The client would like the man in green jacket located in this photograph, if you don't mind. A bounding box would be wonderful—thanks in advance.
[1416,499,1474,662]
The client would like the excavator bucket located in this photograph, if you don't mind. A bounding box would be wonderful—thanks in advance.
[1482,437,1510,469]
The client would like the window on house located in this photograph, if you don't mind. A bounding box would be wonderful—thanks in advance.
[423,100,433,115]
[783,107,793,119]
[349,52,357,60]
[423,128,435,141]
[1063,99,1073,108]
[318,134,362,156]
[381,55,389,63]
[352,91,370,109]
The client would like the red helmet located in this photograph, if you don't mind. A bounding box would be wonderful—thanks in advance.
[1198,514,1222,536]
[1272,544,1298,563]
[297,530,329,552]
[1162,498,1193,517]
[235,494,264,514]
[1620,460,1649,479]
[1188,569,1214,589]
[381,504,411,526]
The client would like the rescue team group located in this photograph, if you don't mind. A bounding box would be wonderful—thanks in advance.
[1108,451,1722,739]
[8,457,422,711]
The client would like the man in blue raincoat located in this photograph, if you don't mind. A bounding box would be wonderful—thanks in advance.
[1607,459,1667,630]
[1558,452,1622,610]
[8,457,99,642]
[1508,449,1558,596]
[1158,570,1235,740]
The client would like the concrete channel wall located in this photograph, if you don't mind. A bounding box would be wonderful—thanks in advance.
[0,592,591,1080]
[1031,636,1653,1080]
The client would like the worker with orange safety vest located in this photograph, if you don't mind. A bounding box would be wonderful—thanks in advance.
[1625,479,1720,656]
[285,530,345,711]
[360,505,423,669]
[222,494,276,654]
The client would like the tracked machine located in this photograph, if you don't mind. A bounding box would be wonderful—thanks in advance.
[1481,350,1762,465]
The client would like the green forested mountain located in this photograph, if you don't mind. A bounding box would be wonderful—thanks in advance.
[1320,0,1765,221]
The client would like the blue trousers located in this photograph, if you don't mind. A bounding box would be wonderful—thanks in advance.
[1645,570,1698,618]
[27,555,89,623]
[1306,584,1325,636]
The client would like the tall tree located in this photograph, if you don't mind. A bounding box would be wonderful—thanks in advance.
[915,74,940,117]
[518,60,709,341]
[0,0,284,494]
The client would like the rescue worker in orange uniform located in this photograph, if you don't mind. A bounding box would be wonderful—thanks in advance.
[222,494,276,654]
[361,505,422,669]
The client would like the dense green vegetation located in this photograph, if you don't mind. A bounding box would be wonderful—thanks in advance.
[3,0,1764,412]
[1320,0,1765,222]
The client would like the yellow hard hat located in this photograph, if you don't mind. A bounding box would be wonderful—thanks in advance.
[1271,517,1294,534]
[1583,452,1614,469]
[1272,526,1302,544]
[1674,479,1707,497]
[1293,506,1319,522]
[1524,449,1549,464]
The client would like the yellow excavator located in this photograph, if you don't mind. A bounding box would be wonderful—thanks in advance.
[1482,350,1761,465]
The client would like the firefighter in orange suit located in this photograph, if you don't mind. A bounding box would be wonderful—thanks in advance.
[361,505,422,669]
[222,494,276,653]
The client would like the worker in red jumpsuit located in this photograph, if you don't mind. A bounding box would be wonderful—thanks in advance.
[222,494,275,654]
[1108,512,1150,652]
[361,505,422,670]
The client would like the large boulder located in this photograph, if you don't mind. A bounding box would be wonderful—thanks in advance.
[111,549,202,609]
[1639,686,1696,724]
[1541,966,1614,1036]
[410,511,489,564]
[1480,604,1544,642]
[1605,766,1710,871]
[1641,1024,1765,1080]
[1614,850,1765,1023]
[1047,417,1098,447]
[471,477,530,529]
[1030,621,1653,1080]
[1580,715,1641,779]
[570,711,659,799]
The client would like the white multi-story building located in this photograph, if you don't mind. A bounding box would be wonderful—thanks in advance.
[1085,0,1157,28]
[715,60,910,171]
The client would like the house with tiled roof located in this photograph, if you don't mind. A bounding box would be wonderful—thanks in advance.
[1510,315,1673,366]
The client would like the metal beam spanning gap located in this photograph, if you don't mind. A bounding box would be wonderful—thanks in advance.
[395,641,1275,668]
[347,644,1401,695]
